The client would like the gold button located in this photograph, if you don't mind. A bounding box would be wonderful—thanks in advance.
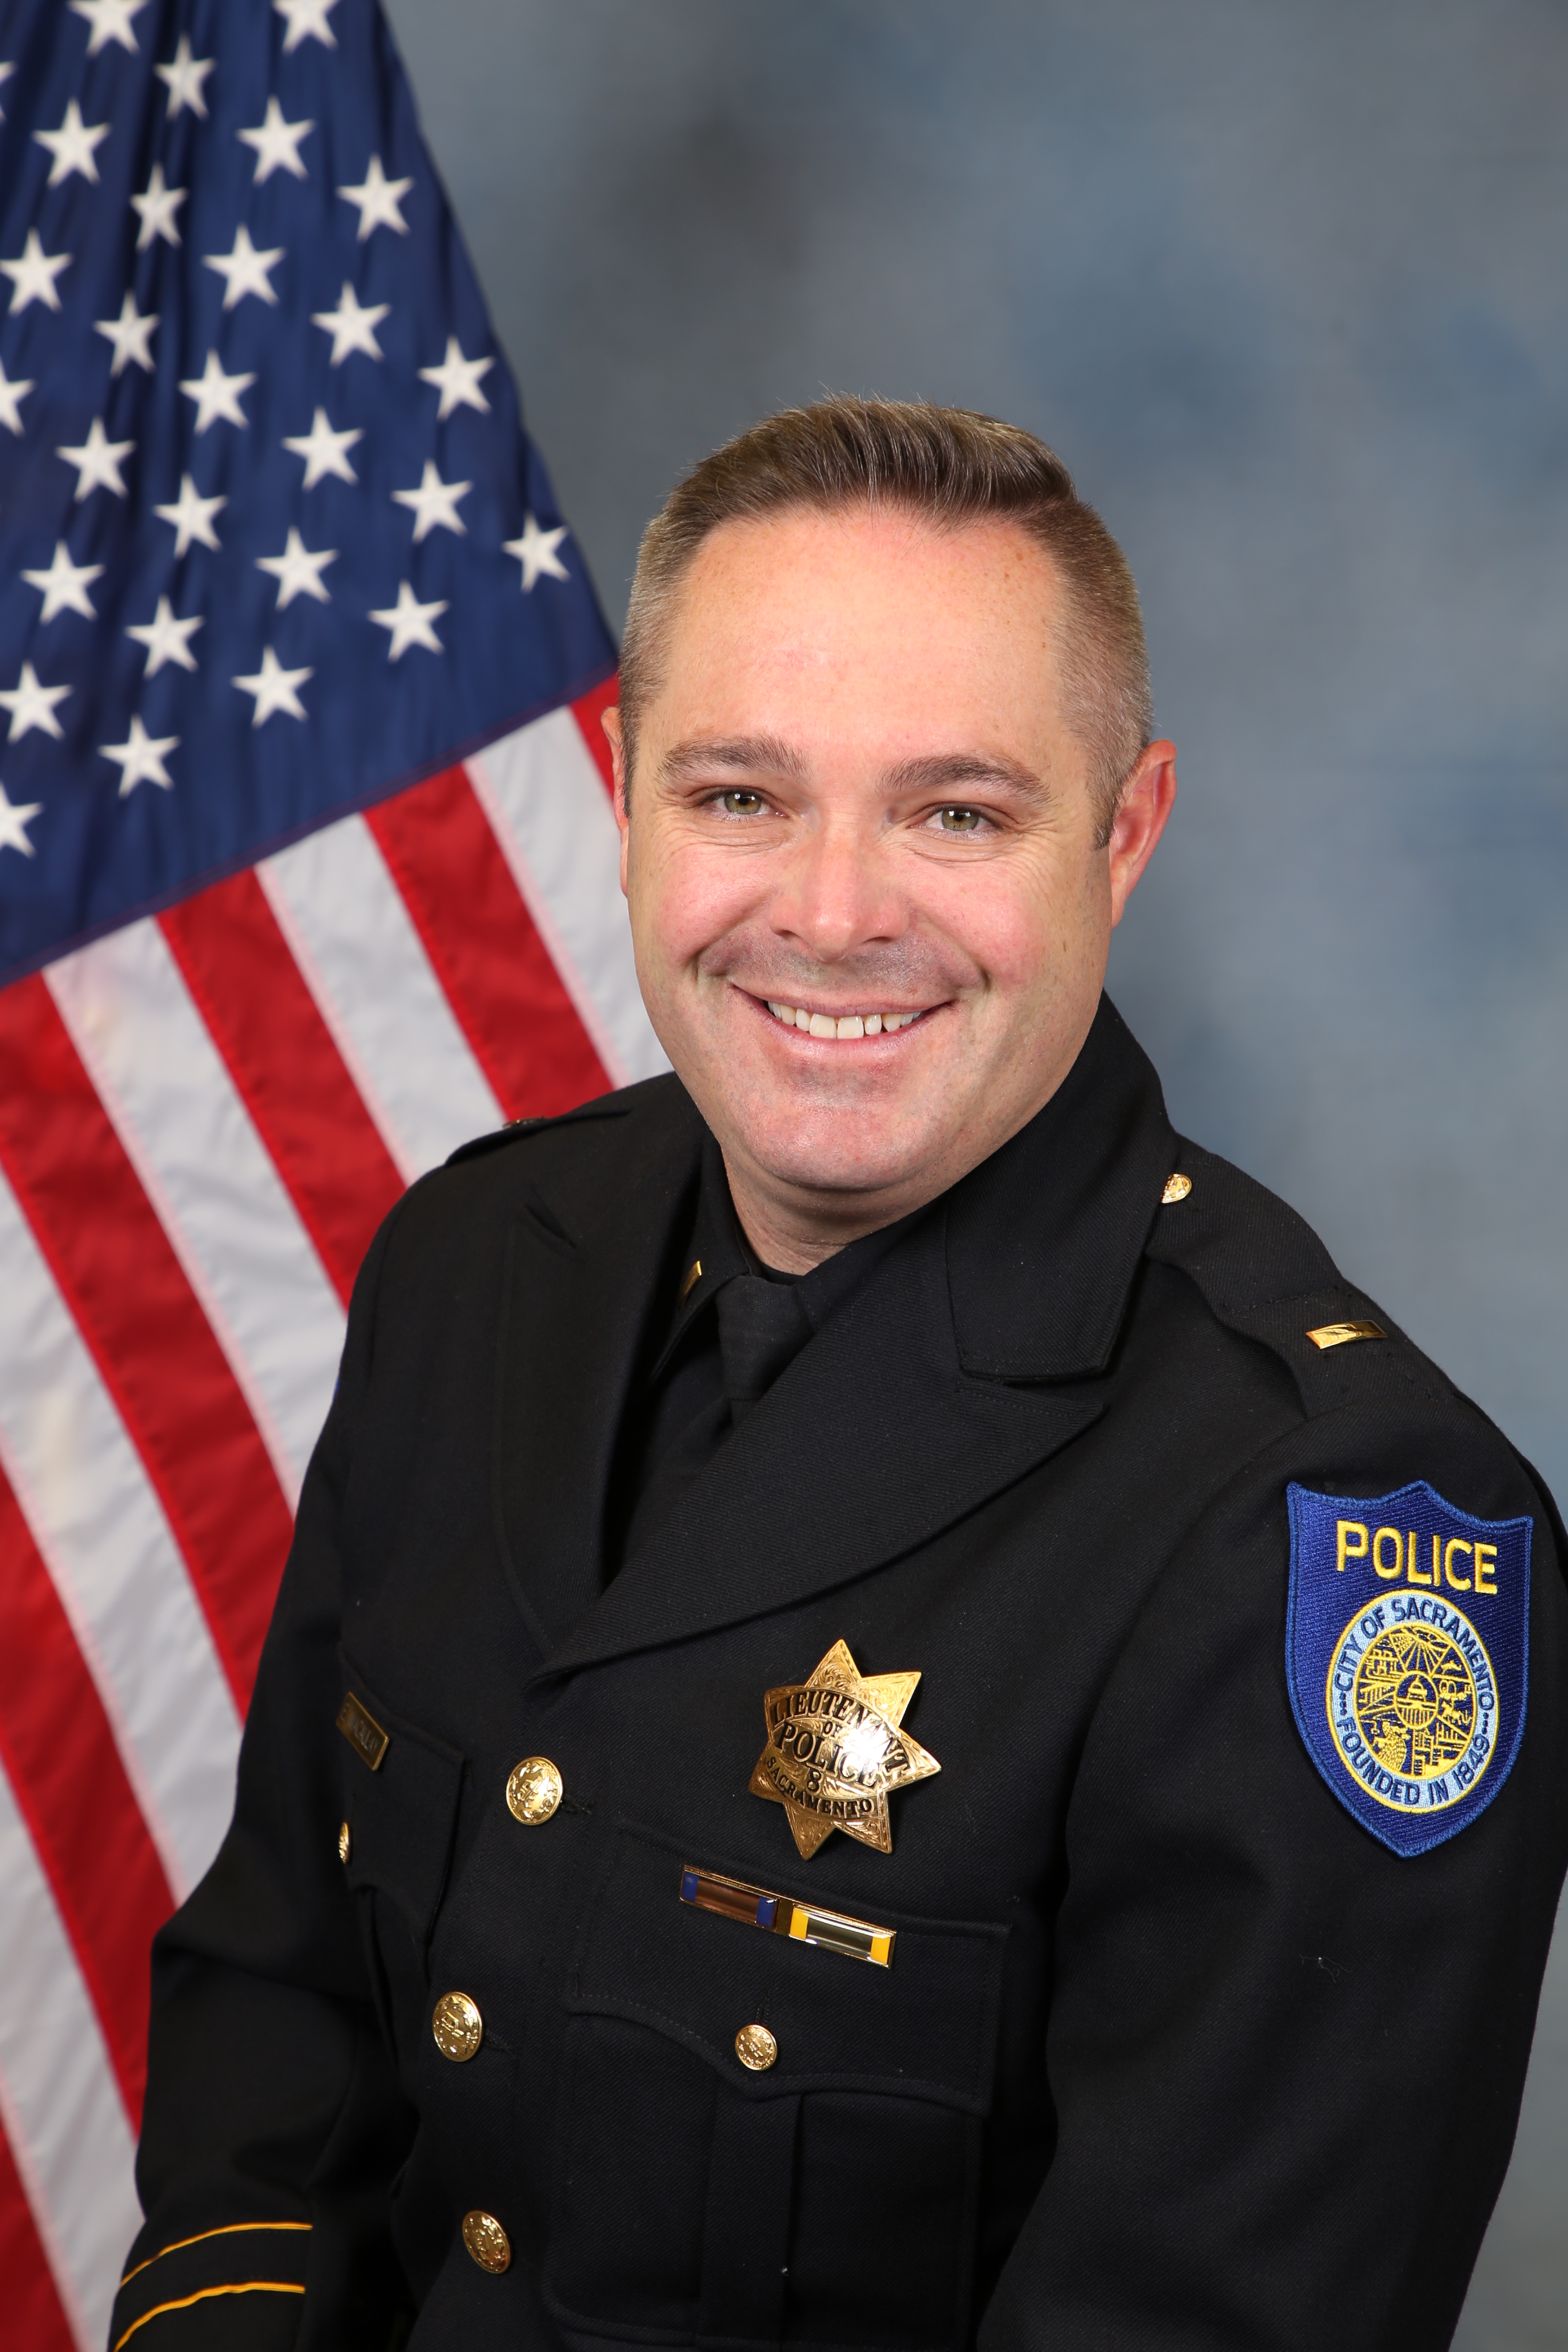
[337,1820,351,1865]
[432,1990,484,2063]
[461,2209,511,2274]
[1161,1172,1192,1205]
[734,2023,778,2072]
[506,1756,563,1825]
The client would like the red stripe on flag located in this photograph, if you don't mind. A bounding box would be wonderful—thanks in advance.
[572,674,619,799]
[366,765,610,1121]
[0,1465,172,2123]
[160,872,406,1307]
[0,2119,75,2352]
[0,977,293,1707]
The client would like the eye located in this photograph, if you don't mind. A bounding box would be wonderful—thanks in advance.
[931,805,986,835]
[716,789,767,818]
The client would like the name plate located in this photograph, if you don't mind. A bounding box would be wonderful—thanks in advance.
[335,1691,389,1772]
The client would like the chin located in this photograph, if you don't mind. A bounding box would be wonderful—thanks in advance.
[740,1112,936,1202]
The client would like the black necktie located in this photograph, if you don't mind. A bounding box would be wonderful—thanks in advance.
[715,1275,812,1422]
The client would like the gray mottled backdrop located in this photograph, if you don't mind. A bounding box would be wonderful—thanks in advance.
[382,4,1568,2339]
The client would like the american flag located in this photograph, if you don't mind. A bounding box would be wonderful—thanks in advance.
[0,2,663,2340]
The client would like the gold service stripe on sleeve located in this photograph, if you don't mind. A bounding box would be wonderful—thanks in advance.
[119,2219,311,2288]
[113,2281,306,2350]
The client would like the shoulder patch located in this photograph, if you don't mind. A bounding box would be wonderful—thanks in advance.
[1285,1481,1530,1856]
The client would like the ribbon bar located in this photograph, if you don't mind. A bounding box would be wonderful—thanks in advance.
[679,1865,895,1966]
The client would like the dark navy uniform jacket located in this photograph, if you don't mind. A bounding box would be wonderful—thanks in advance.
[112,998,1568,2352]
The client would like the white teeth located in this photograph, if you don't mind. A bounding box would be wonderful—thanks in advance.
[763,999,923,1036]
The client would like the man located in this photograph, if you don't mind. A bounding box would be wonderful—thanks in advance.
[115,400,1567,2352]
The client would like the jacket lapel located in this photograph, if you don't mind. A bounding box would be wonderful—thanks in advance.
[533,996,1178,1681]
[534,1212,1104,1679]
[492,1090,704,1653]
[946,994,1178,1380]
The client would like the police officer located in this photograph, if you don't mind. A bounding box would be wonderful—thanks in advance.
[113,401,1568,2352]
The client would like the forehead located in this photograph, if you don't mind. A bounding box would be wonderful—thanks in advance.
[654,507,1068,744]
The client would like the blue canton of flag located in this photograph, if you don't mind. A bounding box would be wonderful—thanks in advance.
[1286,1480,1531,1858]
[0,0,615,982]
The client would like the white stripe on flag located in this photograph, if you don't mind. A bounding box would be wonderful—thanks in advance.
[44,927,346,1509]
[0,1752,139,2352]
[259,815,505,1179]
[0,1168,240,1903]
[467,707,669,1088]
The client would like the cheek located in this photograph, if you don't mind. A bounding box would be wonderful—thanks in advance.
[630,830,761,971]
[919,853,1088,996]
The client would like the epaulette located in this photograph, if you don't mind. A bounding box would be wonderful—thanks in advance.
[1145,1139,1448,1417]
[444,1090,634,1169]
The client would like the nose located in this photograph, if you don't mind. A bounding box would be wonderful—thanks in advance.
[766,810,906,966]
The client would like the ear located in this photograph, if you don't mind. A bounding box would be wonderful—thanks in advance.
[603,705,631,899]
[1107,740,1177,927]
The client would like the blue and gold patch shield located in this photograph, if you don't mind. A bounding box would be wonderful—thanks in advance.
[1286,1482,1531,1856]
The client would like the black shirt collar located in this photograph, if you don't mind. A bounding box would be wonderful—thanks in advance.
[651,1132,928,1384]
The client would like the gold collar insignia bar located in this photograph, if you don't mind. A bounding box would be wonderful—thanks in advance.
[1306,1318,1387,1352]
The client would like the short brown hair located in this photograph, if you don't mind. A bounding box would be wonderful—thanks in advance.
[618,397,1153,841]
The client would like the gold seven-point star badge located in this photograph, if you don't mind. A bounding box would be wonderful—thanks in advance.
[749,1639,940,1858]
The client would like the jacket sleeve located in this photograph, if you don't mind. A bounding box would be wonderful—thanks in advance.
[977,1410,1568,2352]
[109,1206,417,2352]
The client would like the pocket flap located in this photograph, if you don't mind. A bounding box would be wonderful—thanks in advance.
[337,1657,464,1946]
[567,1821,1006,2113]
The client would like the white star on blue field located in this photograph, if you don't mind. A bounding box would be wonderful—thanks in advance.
[0,0,614,981]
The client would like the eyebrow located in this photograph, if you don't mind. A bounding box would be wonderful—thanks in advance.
[658,735,808,785]
[882,751,1045,798]
[658,738,1046,799]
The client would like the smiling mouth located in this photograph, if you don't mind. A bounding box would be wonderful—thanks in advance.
[763,998,930,1040]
